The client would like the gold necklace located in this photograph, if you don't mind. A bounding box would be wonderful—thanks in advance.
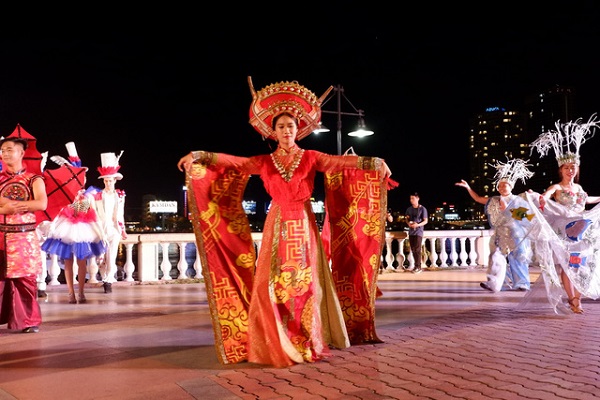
[277,145,298,156]
[271,148,304,182]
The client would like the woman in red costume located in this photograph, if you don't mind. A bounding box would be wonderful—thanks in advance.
[178,77,394,367]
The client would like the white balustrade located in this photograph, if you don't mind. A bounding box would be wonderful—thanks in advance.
[39,229,493,288]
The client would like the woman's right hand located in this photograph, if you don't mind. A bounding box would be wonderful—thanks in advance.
[538,195,546,211]
[455,179,469,189]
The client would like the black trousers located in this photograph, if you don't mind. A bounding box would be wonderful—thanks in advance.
[409,235,423,268]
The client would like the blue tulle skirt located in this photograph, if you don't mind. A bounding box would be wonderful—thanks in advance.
[41,202,107,261]
[41,238,106,260]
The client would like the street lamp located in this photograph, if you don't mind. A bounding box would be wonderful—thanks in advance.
[313,84,374,155]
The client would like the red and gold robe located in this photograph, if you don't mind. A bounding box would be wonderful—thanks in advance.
[187,149,390,366]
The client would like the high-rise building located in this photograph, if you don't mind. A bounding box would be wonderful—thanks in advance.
[524,85,576,192]
[465,85,577,216]
[467,106,529,216]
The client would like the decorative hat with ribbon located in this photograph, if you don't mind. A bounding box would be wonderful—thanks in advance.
[248,76,333,141]
[530,113,599,166]
[97,151,124,180]
[50,142,87,171]
[492,158,534,189]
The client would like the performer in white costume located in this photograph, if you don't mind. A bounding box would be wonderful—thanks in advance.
[523,114,600,314]
[93,152,127,293]
[456,158,534,292]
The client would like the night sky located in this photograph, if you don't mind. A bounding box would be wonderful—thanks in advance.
[1,6,599,217]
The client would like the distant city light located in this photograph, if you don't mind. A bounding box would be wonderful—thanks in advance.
[311,200,324,214]
[242,200,256,215]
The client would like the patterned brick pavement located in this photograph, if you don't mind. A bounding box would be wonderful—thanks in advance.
[194,269,600,399]
[1,267,598,399]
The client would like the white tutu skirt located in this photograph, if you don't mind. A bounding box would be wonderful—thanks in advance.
[41,207,106,260]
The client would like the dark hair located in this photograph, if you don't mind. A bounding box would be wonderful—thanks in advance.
[271,112,298,130]
[410,192,419,198]
[0,137,28,151]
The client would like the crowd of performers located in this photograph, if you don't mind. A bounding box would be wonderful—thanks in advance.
[2,76,599,368]
[178,76,600,368]
[0,126,126,333]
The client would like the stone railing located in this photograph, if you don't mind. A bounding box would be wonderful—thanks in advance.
[38,230,493,287]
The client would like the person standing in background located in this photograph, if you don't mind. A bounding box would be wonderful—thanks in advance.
[405,192,428,274]
[93,152,127,294]
[0,137,47,333]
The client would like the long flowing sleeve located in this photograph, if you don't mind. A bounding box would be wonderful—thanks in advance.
[321,152,393,344]
[185,159,255,365]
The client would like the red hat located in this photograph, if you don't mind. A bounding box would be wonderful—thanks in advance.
[248,76,333,141]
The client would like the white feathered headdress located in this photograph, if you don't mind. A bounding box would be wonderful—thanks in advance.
[530,113,599,166]
[491,158,534,189]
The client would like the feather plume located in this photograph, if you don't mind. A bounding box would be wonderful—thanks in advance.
[491,158,534,187]
[40,151,48,172]
[50,155,70,166]
[530,113,599,166]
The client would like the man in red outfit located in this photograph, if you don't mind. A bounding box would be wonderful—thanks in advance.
[0,137,48,333]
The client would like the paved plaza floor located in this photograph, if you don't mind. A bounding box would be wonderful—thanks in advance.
[1,266,599,399]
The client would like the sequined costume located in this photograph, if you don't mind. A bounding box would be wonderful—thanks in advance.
[41,189,106,261]
[484,193,534,291]
[187,150,390,367]
[0,170,43,330]
[521,190,600,313]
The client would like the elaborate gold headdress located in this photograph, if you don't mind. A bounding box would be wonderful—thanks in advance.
[248,76,333,141]
[492,158,534,189]
[530,114,599,166]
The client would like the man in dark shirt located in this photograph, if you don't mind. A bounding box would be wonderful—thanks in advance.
[405,192,428,274]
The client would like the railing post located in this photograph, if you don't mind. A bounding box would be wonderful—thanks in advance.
[177,242,188,279]
[124,243,135,281]
[428,237,438,267]
[468,237,478,267]
[38,250,48,292]
[48,254,61,285]
[459,237,468,266]
[138,234,160,282]
[194,248,203,279]
[477,231,492,267]
[160,242,173,280]
[88,257,100,283]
